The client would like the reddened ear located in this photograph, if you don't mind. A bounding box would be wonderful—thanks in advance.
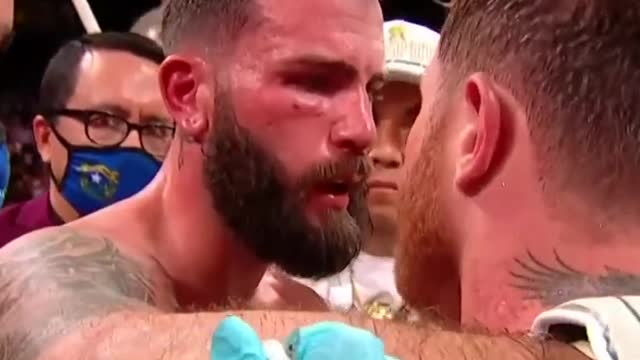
[159,55,212,143]
[454,73,501,192]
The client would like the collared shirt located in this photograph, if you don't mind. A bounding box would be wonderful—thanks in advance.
[0,191,63,248]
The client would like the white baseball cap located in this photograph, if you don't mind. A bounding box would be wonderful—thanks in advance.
[383,20,440,84]
[131,5,164,45]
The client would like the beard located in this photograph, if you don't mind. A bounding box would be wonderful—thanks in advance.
[202,89,371,278]
[395,107,461,321]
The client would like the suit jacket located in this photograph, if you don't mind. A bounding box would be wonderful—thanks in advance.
[0,191,62,248]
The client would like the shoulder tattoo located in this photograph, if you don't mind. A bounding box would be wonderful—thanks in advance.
[0,229,176,360]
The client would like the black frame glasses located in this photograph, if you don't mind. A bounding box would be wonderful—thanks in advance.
[48,108,175,157]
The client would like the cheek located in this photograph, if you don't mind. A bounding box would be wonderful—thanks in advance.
[49,142,69,177]
[403,115,427,176]
[233,86,334,180]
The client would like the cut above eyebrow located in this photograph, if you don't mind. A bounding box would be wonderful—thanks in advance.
[284,54,352,68]
[282,54,384,84]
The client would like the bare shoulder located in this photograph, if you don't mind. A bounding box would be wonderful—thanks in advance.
[0,227,176,360]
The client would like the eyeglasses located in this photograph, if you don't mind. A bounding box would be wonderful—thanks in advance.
[48,108,175,158]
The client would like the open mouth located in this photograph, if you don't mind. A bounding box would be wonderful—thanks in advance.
[309,179,355,210]
[320,181,351,195]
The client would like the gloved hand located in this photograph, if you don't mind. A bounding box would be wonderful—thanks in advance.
[285,322,398,360]
[211,316,399,360]
[211,316,268,360]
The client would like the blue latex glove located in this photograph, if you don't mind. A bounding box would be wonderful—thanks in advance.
[285,322,399,360]
[0,141,9,208]
[211,316,268,360]
[211,316,399,360]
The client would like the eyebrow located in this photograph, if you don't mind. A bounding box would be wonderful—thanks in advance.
[90,104,171,125]
[282,54,386,92]
[140,115,173,126]
[92,103,130,118]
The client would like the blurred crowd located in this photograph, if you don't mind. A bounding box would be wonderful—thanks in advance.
[2,105,46,204]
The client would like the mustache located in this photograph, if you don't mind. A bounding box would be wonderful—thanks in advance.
[297,156,372,189]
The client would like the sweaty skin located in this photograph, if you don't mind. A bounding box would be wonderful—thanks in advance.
[0,227,586,359]
[0,0,601,359]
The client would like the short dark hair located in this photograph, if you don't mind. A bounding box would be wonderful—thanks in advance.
[161,0,261,54]
[38,32,165,115]
[438,0,640,211]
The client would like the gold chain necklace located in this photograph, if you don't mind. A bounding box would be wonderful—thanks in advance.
[348,265,407,320]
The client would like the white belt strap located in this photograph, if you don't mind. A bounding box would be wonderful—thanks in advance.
[532,296,640,360]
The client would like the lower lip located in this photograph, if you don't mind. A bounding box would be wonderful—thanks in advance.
[311,192,350,210]
[368,186,398,193]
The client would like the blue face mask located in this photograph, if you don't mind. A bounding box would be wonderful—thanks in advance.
[0,141,10,208]
[53,146,160,216]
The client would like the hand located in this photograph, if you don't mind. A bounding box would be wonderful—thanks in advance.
[211,316,268,360]
[211,316,398,360]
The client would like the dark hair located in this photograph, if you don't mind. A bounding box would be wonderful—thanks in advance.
[161,0,260,54]
[438,0,640,212]
[38,32,165,115]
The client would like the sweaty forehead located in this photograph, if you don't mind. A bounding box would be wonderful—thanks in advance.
[251,0,384,73]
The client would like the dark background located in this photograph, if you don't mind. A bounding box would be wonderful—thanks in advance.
[0,0,448,117]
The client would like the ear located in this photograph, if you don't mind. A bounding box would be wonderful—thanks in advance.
[454,73,501,192]
[33,115,53,163]
[159,55,212,143]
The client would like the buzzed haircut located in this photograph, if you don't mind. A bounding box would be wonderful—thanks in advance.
[161,0,261,54]
[38,32,165,116]
[438,0,640,212]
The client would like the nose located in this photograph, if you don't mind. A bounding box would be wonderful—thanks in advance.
[121,127,143,148]
[329,89,376,155]
[369,137,403,169]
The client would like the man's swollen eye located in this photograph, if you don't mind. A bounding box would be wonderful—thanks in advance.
[284,72,344,95]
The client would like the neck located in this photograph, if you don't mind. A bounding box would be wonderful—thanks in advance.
[460,198,640,331]
[48,183,79,223]
[146,151,268,309]
[363,231,396,258]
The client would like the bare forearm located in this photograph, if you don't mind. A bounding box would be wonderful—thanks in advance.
[42,311,358,359]
[43,311,588,360]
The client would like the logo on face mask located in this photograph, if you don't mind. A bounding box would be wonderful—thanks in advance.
[75,163,120,201]
[53,147,160,216]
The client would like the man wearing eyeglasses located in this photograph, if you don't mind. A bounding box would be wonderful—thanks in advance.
[0,32,172,248]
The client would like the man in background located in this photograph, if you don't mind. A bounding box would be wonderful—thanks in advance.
[0,32,173,247]
[302,20,439,320]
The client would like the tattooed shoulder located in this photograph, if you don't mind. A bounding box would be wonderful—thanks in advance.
[0,227,177,360]
[510,249,640,306]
